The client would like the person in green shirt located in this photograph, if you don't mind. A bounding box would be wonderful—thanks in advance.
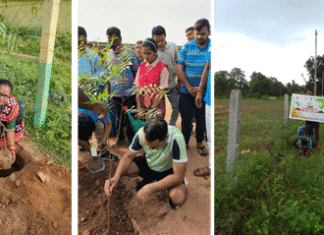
[104,117,188,209]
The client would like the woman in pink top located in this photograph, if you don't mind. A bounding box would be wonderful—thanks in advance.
[135,38,169,119]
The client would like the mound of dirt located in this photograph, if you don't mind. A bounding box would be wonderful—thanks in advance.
[78,161,135,235]
[0,142,71,235]
[0,148,15,170]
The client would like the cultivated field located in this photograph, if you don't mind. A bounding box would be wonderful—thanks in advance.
[215,98,324,234]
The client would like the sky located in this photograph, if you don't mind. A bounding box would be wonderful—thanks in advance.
[214,0,324,85]
[78,0,211,46]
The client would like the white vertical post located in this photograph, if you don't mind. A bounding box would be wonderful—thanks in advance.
[284,94,289,124]
[314,30,317,96]
[227,90,241,179]
[34,0,60,128]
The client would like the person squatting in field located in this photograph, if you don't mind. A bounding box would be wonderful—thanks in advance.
[104,117,188,210]
[292,125,318,157]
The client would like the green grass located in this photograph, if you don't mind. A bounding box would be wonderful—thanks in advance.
[215,99,324,234]
[0,21,71,167]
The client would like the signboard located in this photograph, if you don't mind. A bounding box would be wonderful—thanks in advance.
[289,93,324,123]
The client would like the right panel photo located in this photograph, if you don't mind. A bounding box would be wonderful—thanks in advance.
[214,1,324,234]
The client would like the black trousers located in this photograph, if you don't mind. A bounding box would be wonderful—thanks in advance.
[179,93,206,144]
[110,95,136,142]
[292,138,318,149]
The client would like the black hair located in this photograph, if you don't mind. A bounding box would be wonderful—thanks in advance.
[0,79,13,93]
[194,18,210,32]
[152,26,166,37]
[144,116,168,142]
[186,27,194,33]
[78,26,87,38]
[142,38,158,52]
[106,27,121,39]
[78,112,96,141]
[136,40,143,45]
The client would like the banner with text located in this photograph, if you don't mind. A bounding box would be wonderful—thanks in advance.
[290,94,324,123]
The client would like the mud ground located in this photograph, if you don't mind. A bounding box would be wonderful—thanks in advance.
[78,100,211,235]
[0,137,71,235]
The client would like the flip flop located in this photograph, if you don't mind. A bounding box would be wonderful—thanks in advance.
[193,167,210,177]
[197,145,208,156]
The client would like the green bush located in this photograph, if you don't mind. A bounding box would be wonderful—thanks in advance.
[260,95,270,100]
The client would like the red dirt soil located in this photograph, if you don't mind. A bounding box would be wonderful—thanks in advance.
[0,139,71,235]
[78,100,211,235]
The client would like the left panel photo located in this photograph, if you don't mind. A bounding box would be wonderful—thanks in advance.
[0,0,71,234]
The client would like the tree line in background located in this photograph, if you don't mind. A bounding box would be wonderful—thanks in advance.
[215,55,324,98]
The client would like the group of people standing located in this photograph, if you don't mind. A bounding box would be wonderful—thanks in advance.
[78,18,211,209]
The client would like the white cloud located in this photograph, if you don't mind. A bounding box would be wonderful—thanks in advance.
[213,31,324,85]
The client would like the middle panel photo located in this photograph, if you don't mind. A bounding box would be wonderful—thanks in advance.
[77,1,212,234]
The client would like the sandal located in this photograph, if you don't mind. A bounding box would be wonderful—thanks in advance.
[193,167,210,177]
[197,145,208,156]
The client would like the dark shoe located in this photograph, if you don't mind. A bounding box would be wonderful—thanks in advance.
[167,198,179,210]
[135,178,154,192]
[101,151,118,161]
[197,145,208,156]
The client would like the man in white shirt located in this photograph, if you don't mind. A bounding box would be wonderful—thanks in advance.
[152,26,180,126]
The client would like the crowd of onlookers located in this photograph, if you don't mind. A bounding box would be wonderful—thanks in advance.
[78,18,212,177]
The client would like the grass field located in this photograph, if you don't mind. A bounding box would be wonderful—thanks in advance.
[215,98,324,234]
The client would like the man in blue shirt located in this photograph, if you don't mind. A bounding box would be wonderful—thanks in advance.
[78,26,101,78]
[106,27,139,145]
[194,48,211,176]
[292,125,318,157]
[177,18,211,156]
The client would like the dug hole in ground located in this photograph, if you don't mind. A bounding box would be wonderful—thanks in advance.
[78,100,211,235]
[0,137,71,235]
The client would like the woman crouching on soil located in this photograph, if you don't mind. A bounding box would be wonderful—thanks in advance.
[0,79,25,164]
[135,38,169,120]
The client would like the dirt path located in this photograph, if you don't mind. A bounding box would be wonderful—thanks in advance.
[0,138,71,235]
[78,99,210,235]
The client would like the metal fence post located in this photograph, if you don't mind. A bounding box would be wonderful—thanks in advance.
[34,0,60,128]
[227,90,242,180]
[284,94,289,124]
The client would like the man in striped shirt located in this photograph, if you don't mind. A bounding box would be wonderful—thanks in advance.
[104,117,188,210]
[177,18,211,156]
